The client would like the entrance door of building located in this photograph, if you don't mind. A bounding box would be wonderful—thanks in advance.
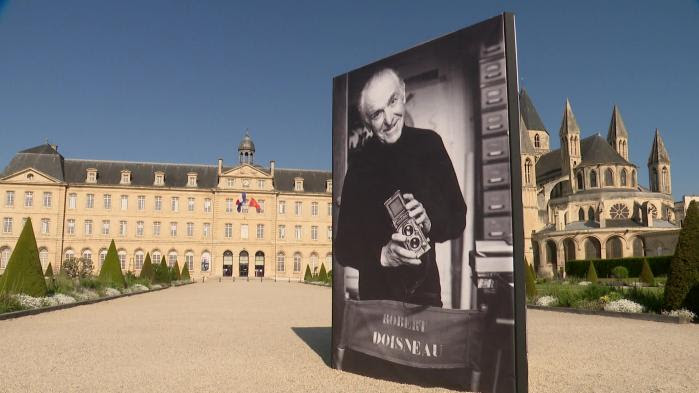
[223,251,233,277]
[254,251,265,277]
[239,250,249,277]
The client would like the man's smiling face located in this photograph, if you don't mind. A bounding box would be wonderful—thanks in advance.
[361,70,405,145]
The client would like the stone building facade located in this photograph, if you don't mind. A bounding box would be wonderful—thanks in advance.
[0,134,332,280]
[518,90,679,276]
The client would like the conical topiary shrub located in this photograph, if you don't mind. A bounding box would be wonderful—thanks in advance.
[154,256,170,284]
[181,263,191,281]
[525,258,537,298]
[98,240,126,289]
[0,218,48,297]
[586,261,598,283]
[640,258,655,286]
[665,201,699,313]
[171,261,181,281]
[139,252,154,281]
[318,263,328,282]
[304,265,313,281]
[44,262,54,278]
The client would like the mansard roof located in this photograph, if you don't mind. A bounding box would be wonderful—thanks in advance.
[2,143,65,181]
[273,168,331,193]
[607,105,629,142]
[519,89,548,133]
[648,129,670,165]
[535,134,634,184]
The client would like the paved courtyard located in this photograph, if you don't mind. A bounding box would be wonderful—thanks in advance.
[0,281,697,392]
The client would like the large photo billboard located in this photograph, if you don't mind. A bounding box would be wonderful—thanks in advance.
[331,14,527,392]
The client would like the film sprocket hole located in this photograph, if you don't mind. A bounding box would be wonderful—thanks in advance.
[384,190,431,258]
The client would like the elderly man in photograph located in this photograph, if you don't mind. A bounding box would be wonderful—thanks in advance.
[336,68,467,307]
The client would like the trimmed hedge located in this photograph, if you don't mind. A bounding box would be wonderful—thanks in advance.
[154,256,170,284]
[44,262,54,278]
[565,255,672,278]
[139,252,154,281]
[181,263,191,281]
[98,240,126,289]
[318,263,328,282]
[586,261,598,283]
[0,218,48,297]
[171,261,181,281]
[665,200,699,313]
[303,265,312,281]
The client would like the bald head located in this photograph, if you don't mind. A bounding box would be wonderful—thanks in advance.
[358,68,406,144]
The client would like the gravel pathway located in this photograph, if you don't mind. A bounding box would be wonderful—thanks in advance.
[0,281,696,392]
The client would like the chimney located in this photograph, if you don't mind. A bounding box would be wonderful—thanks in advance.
[218,158,223,176]
[270,160,275,176]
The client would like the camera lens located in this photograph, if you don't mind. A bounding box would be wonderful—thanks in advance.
[403,225,414,236]
[409,237,421,250]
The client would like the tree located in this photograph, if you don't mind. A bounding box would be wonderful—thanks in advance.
[639,259,655,286]
[171,260,181,281]
[665,200,699,313]
[525,258,537,298]
[44,262,54,278]
[139,252,154,281]
[318,263,328,282]
[153,256,170,284]
[0,218,48,297]
[586,261,598,283]
[98,240,126,289]
[304,265,313,281]
[181,263,191,281]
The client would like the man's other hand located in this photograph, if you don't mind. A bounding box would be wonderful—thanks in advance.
[403,193,431,234]
[380,233,422,267]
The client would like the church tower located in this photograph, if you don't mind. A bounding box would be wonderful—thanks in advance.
[607,105,629,160]
[520,114,538,265]
[519,89,549,158]
[647,129,671,194]
[238,132,255,165]
[559,99,582,189]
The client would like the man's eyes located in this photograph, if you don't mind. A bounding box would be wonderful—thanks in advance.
[370,111,382,121]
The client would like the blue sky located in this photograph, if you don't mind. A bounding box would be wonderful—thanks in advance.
[0,1,697,198]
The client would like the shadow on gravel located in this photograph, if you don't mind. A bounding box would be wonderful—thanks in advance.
[292,327,331,366]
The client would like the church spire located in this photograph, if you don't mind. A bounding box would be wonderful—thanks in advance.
[559,99,581,137]
[607,105,629,160]
[559,99,581,184]
[647,129,670,165]
[647,129,671,195]
[519,89,549,155]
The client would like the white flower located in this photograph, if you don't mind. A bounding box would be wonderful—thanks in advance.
[536,295,558,307]
[49,293,76,305]
[15,294,44,309]
[604,299,644,313]
[662,308,697,321]
[104,287,121,297]
[150,284,162,290]
[578,281,591,286]
[130,284,148,292]
[73,289,99,301]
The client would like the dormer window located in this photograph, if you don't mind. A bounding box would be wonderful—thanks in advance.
[86,168,98,184]
[227,178,234,188]
[187,172,198,187]
[294,177,304,192]
[326,179,332,193]
[120,170,131,185]
[154,171,165,186]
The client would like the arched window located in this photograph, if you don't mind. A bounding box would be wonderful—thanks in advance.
[201,251,211,272]
[662,167,669,192]
[168,251,178,267]
[577,172,584,190]
[563,238,576,262]
[151,250,161,266]
[255,251,265,269]
[631,170,636,187]
[588,207,595,222]
[632,237,645,257]
[310,253,319,274]
[620,169,627,187]
[99,249,108,267]
[584,237,601,259]
[64,248,75,261]
[134,250,145,269]
[185,251,194,271]
[590,170,597,187]
[606,237,623,259]
[534,134,540,148]
[578,208,585,221]
[293,252,302,272]
[118,250,127,269]
[82,248,92,263]
[524,159,533,185]
[652,168,658,191]
[605,168,614,186]
[39,248,49,269]
[1,246,12,268]
[276,252,285,272]
[239,250,249,265]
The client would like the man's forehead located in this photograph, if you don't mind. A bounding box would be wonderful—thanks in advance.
[363,75,401,107]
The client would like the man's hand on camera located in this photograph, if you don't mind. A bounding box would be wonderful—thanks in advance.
[403,193,431,234]
[380,233,422,267]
